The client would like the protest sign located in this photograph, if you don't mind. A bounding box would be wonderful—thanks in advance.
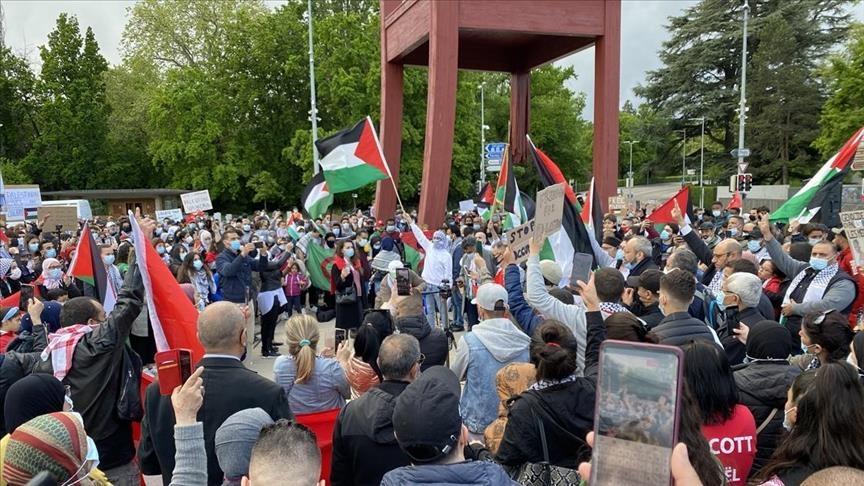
[39,205,78,232]
[213,212,222,223]
[458,200,476,214]
[180,190,213,213]
[535,183,564,240]
[155,208,184,222]
[840,210,864,266]
[608,196,626,211]
[506,219,535,264]
[4,185,42,221]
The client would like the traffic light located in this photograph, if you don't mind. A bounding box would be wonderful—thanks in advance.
[732,173,753,192]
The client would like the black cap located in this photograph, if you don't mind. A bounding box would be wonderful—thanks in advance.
[626,269,662,294]
[392,366,462,463]
[698,222,715,231]
[746,320,792,360]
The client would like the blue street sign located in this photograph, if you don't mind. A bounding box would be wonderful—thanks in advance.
[485,143,507,155]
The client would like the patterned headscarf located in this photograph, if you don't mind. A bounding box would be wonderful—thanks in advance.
[0,258,13,279]
[3,412,88,485]
[41,258,63,290]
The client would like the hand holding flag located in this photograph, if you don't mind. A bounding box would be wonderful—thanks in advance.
[671,199,686,227]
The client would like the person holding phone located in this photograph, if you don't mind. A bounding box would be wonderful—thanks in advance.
[331,241,365,330]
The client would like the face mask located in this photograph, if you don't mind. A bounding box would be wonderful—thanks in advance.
[808,238,822,246]
[28,243,39,253]
[102,255,115,266]
[660,230,670,241]
[615,249,625,261]
[712,210,722,217]
[472,224,481,231]
[326,239,335,248]
[342,223,351,231]
[624,261,635,270]
[714,290,729,311]
[201,238,212,248]
[373,243,381,250]
[9,268,21,280]
[230,240,242,252]
[242,225,251,232]
[358,238,368,247]
[179,252,188,261]
[747,240,762,253]
[728,228,739,237]
[783,407,796,432]
[193,260,204,270]
[155,228,162,237]
[45,249,57,258]
[184,236,193,245]
[48,268,62,280]
[809,257,829,271]
[386,225,396,232]
[344,248,355,258]
[333,228,341,236]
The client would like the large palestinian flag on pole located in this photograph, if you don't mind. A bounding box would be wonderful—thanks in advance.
[772,126,864,227]
[316,116,390,193]
[67,222,117,313]
[528,136,596,278]
[302,172,333,220]
[493,149,528,229]
[580,178,604,245]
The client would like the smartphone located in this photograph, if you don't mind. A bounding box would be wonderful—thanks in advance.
[334,329,347,350]
[570,252,594,287]
[254,241,264,249]
[155,349,193,396]
[396,268,411,296]
[590,341,684,486]
[19,284,35,312]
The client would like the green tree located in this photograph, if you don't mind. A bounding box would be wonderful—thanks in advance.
[0,47,39,164]
[23,14,110,190]
[816,24,864,157]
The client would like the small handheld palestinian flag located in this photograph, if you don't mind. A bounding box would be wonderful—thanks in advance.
[302,172,333,220]
[67,222,117,313]
[316,116,390,193]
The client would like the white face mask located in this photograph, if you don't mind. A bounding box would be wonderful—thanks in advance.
[783,407,796,432]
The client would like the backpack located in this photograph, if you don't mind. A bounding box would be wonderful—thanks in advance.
[116,344,144,422]
[5,331,36,354]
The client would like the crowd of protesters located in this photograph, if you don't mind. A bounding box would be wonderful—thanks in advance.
[0,198,861,485]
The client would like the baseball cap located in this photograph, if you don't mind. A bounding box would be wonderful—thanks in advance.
[392,366,462,463]
[539,260,563,285]
[471,283,508,311]
[627,269,662,294]
[698,222,715,231]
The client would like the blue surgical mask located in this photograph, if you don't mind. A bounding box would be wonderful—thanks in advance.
[230,240,242,252]
[808,237,822,246]
[27,243,38,253]
[242,224,251,232]
[615,249,625,261]
[344,248,355,258]
[102,255,115,266]
[747,240,762,253]
[714,290,728,311]
[48,268,62,280]
[624,261,635,270]
[179,252,188,261]
[45,249,56,258]
[193,260,204,270]
[729,228,739,237]
[809,257,828,271]
[157,246,166,255]
[660,230,670,241]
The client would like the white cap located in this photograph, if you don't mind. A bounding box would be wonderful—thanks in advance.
[471,283,508,311]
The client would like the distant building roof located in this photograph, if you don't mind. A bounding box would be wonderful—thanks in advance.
[42,189,190,200]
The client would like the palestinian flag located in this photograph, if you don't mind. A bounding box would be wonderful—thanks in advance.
[772,126,864,227]
[129,213,204,362]
[306,243,336,291]
[399,231,428,273]
[580,178,604,244]
[528,136,595,277]
[477,183,495,205]
[24,208,39,221]
[493,149,528,229]
[68,222,117,313]
[648,186,693,225]
[316,116,390,193]
[302,172,333,220]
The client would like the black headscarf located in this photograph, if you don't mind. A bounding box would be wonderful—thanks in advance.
[746,320,793,361]
[4,374,66,433]
[852,332,864,370]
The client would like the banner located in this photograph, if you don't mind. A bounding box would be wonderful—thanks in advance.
[155,208,183,222]
[458,200,476,214]
[534,183,565,240]
[840,210,864,266]
[4,185,42,221]
[505,219,536,265]
[180,190,213,213]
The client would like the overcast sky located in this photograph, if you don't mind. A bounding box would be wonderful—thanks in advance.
[3,0,863,120]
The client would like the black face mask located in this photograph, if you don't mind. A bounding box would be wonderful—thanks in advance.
[326,239,336,248]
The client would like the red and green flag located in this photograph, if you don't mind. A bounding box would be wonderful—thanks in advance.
[492,148,527,229]
[68,222,116,313]
[306,243,336,292]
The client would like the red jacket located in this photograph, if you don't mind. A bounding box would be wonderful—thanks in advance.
[837,247,864,328]
[701,405,756,486]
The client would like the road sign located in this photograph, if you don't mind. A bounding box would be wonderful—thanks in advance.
[737,162,749,173]
[485,142,507,155]
[484,142,506,172]
[730,148,751,158]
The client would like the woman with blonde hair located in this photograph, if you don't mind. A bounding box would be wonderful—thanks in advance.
[273,314,351,414]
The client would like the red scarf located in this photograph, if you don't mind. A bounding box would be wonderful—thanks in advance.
[332,257,362,295]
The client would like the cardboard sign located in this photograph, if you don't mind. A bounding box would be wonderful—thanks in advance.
[4,185,42,221]
[155,208,184,222]
[39,205,78,232]
[535,184,565,240]
[608,196,627,211]
[458,200,476,214]
[180,190,213,213]
[506,219,536,264]
[841,210,864,266]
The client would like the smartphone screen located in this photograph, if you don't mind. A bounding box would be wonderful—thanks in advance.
[396,268,411,296]
[19,285,34,312]
[590,341,684,486]
[570,252,594,286]
[334,329,347,350]
[178,350,192,384]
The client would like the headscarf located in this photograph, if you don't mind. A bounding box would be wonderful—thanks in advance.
[41,258,63,290]
[0,258,13,279]
[4,374,66,434]
[215,408,274,484]
[380,236,395,252]
[432,230,449,251]
[18,301,63,334]
[746,320,793,361]
[3,412,88,485]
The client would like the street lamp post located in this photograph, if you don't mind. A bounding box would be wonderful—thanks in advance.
[307,0,320,174]
[689,117,706,208]
[736,0,750,175]
[678,129,687,186]
[622,140,639,199]
[479,82,487,188]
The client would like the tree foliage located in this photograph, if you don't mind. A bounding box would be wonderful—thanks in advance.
[816,24,864,157]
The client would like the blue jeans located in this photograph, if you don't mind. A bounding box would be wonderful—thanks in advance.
[451,285,464,326]
[423,284,442,328]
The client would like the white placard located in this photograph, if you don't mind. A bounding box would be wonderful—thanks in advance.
[180,190,213,213]
[4,185,42,221]
[506,219,536,265]
[841,210,864,266]
[459,200,476,214]
[535,184,565,240]
[155,208,184,222]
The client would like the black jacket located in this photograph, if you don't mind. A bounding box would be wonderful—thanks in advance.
[395,314,448,371]
[627,257,658,278]
[718,307,770,366]
[734,362,801,476]
[682,229,720,287]
[0,323,49,437]
[637,303,664,330]
[138,357,293,486]
[258,252,291,292]
[495,311,605,470]
[330,380,412,486]
[650,311,716,347]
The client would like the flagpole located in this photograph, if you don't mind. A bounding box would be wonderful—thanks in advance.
[367,116,406,214]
